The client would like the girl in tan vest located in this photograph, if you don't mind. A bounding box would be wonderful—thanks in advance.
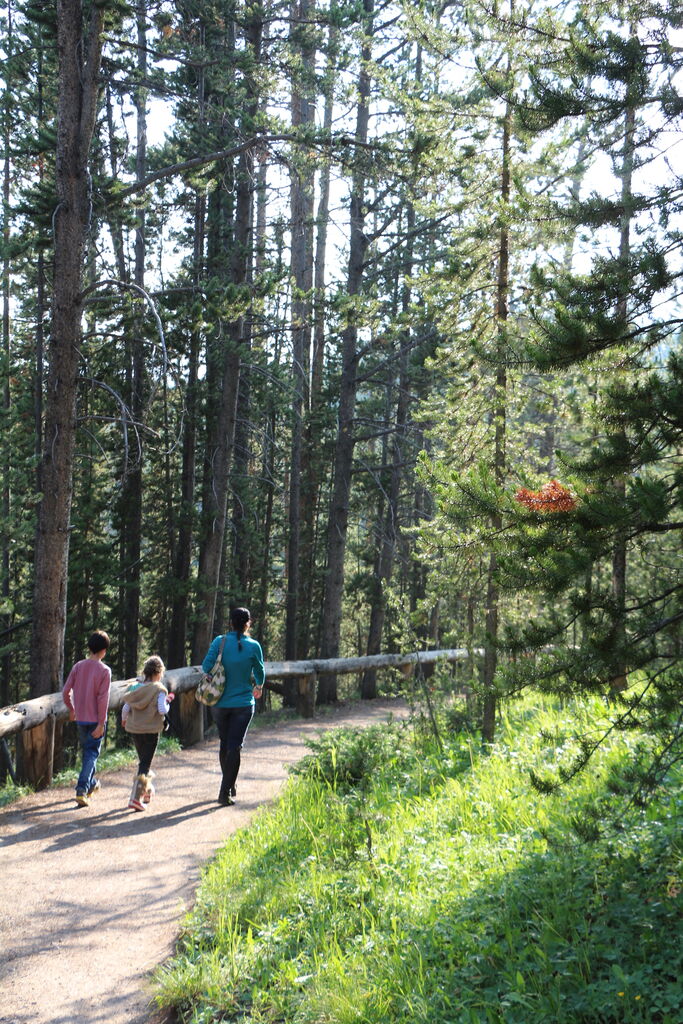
[122,656,174,811]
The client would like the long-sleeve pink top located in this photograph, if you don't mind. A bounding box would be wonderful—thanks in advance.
[62,658,112,724]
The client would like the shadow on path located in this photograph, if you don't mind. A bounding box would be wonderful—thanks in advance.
[0,698,409,1024]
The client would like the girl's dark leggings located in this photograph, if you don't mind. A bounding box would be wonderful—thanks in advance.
[132,733,159,776]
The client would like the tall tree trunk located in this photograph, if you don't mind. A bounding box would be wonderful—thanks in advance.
[167,231,202,668]
[167,25,207,669]
[298,22,338,659]
[254,403,276,643]
[34,20,47,497]
[409,429,432,621]
[230,363,252,599]
[1,1,14,713]
[104,83,129,284]
[610,73,636,694]
[29,0,105,697]
[361,203,415,699]
[119,0,148,678]
[191,11,262,663]
[285,0,316,663]
[318,0,373,703]
[481,95,511,745]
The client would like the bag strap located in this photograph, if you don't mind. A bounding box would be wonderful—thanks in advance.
[215,633,228,662]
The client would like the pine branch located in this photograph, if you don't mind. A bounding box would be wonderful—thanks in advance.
[107,133,387,202]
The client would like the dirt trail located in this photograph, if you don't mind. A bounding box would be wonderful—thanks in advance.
[0,699,407,1024]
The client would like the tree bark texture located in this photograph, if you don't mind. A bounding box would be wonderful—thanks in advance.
[168,34,207,668]
[29,0,105,697]
[318,0,373,703]
[298,22,338,660]
[1,10,13,713]
[361,202,416,699]
[119,0,148,678]
[610,89,635,694]
[285,0,316,663]
[481,94,511,745]
[192,11,263,664]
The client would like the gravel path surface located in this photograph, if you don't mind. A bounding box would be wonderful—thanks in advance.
[0,699,407,1024]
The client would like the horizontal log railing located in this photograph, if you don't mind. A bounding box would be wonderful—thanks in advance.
[1,647,477,789]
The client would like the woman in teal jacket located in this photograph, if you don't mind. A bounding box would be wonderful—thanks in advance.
[201,607,265,805]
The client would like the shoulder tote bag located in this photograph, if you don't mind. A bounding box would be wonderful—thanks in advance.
[195,634,228,706]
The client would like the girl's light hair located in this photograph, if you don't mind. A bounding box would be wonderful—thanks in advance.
[142,655,165,680]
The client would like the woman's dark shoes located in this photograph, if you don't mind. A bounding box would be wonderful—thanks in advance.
[218,791,235,806]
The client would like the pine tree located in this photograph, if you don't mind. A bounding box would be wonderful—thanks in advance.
[411,0,576,739]
[484,2,683,801]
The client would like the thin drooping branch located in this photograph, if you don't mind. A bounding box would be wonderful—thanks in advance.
[109,132,386,201]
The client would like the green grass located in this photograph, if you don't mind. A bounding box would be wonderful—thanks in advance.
[154,695,682,1024]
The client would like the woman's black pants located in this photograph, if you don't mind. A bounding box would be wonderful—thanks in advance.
[211,705,254,797]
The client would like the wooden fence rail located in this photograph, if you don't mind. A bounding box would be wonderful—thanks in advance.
[0,648,475,789]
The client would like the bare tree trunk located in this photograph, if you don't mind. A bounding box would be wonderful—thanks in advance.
[230,360,252,598]
[298,22,338,659]
[29,0,105,697]
[1,3,14,714]
[34,30,47,494]
[361,203,415,699]
[191,11,262,663]
[104,83,129,284]
[285,0,316,664]
[481,95,511,745]
[168,26,207,669]
[318,0,373,703]
[254,403,277,645]
[251,152,274,639]
[168,279,201,669]
[610,82,636,694]
[119,0,148,678]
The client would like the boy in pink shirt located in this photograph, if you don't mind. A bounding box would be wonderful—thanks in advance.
[62,630,112,807]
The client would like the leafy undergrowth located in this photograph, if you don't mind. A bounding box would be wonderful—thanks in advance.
[155,697,682,1024]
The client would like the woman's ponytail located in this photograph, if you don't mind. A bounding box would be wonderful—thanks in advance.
[230,607,251,651]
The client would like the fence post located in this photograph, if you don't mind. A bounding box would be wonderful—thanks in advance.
[175,690,204,746]
[16,714,56,790]
[296,674,316,719]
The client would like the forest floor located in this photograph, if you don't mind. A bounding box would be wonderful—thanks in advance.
[0,697,408,1024]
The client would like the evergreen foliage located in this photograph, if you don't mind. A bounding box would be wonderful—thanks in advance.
[0,0,681,803]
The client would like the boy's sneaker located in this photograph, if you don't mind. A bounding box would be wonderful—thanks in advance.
[128,797,145,812]
[87,780,101,797]
[75,792,89,808]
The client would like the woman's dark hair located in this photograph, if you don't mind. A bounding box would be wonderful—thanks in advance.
[230,607,251,650]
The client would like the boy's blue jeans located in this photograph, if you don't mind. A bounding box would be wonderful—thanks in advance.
[76,722,104,795]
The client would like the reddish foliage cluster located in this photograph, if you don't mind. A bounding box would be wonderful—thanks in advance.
[514,479,577,513]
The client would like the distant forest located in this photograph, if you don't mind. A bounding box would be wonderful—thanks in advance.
[1,0,681,755]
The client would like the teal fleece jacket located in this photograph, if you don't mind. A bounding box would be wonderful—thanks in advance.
[201,631,266,708]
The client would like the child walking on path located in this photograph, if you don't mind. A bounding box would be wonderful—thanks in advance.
[62,630,112,808]
[122,656,174,811]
